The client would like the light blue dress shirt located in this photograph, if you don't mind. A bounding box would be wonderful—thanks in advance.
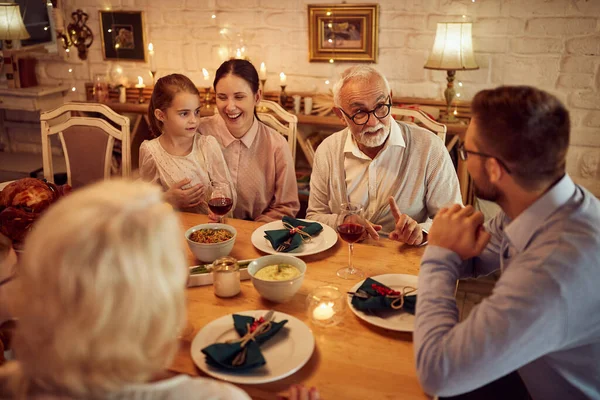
[415,174,600,399]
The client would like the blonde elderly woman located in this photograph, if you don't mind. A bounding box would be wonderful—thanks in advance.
[0,180,250,399]
[306,65,462,245]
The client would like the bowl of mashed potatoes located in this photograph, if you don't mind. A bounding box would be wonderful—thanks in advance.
[248,255,306,303]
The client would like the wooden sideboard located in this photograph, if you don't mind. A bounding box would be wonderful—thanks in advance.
[84,84,473,205]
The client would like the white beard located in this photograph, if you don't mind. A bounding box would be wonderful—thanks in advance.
[355,124,389,148]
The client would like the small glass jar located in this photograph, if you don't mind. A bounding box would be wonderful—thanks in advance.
[306,285,345,327]
[93,74,109,102]
[212,256,240,298]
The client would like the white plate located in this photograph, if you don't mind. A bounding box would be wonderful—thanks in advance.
[190,310,314,384]
[348,274,418,332]
[250,219,337,257]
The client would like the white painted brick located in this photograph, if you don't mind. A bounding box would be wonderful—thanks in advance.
[569,109,588,127]
[149,26,191,41]
[377,49,427,82]
[391,81,441,99]
[457,54,490,85]
[427,14,470,31]
[135,0,184,8]
[565,0,600,16]
[570,90,600,109]
[560,56,597,73]
[380,13,427,31]
[379,31,408,48]
[260,0,300,9]
[190,26,222,42]
[473,18,526,36]
[216,11,261,26]
[406,33,435,51]
[507,0,568,17]
[510,37,564,54]
[526,17,597,36]
[567,35,600,56]
[217,0,259,9]
[492,55,561,87]
[557,73,594,89]
[265,12,305,29]
[472,36,508,54]
[180,11,221,27]
[153,42,183,70]
[583,110,600,127]
[121,0,135,7]
[186,0,215,8]
[246,28,286,46]
[570,130,600,154]
[143,9,165,26]
[286,30,308,48]
[572,175,600,196]
[382,0,439,12]
[182,43,199,72]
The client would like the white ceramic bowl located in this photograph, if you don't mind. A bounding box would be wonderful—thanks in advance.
[248,254,306,303]
[185,223,237,263]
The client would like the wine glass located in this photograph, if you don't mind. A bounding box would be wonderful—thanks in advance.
[336,202,365,279]
[207,182,233,223]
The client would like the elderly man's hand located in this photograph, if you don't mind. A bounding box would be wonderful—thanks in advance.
[388,197,423,245]
[429,204,491,260]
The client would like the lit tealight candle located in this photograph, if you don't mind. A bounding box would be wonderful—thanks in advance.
[279,72,287,86]
[312,302,335,321]
[135,76,145,88]
[259,62,267,80]
[202,68,210,82]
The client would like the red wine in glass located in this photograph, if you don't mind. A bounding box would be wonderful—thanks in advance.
[208,197,233,216]
[337,223,365,243]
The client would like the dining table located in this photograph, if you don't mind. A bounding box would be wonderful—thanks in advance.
[171,212,430,400]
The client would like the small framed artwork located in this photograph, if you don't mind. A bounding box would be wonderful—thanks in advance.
[99,11,146,61]
[308,4,379,63]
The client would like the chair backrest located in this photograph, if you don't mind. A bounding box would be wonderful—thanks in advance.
[40,102,131,188]
[391,107,447,143]
[256,100,298,162]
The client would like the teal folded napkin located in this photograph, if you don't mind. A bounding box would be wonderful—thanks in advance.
[201,314,288,371]
[351,277,417,314]
[264,216,323,252]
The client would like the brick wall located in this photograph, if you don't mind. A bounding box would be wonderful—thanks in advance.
[39,0,600,194]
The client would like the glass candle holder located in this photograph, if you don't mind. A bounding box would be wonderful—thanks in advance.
[213,256,240,298]
[306,285,345,327]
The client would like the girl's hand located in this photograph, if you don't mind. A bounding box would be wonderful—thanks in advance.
[165,179,205,209]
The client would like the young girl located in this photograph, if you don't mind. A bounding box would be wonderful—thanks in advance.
[198,60,299,222]
[139,74,234,214]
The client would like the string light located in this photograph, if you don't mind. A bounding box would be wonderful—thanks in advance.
[71,87,76,92]
[329,59,334,63]
[68,68,73,73]
[211,14,216,19]
[325,79,330,85]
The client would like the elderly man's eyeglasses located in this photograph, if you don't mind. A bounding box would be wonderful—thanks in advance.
[339,97,392,126]
[458,142,512,174]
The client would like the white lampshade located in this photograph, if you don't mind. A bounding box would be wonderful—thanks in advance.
[0,3,30,41]
[424,23,478,71]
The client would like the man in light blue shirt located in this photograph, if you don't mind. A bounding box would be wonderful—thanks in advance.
[414,86,600,399]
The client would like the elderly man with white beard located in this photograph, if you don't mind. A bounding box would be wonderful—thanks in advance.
[306,65,461,245]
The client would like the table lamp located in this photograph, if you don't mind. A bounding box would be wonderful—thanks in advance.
[0,3,30,50]
[424,22,478,123]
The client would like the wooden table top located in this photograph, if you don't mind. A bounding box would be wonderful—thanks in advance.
[172,213,429,400]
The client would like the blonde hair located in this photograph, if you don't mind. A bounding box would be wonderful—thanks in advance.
[332,65,391,107]
[12,179,187,397]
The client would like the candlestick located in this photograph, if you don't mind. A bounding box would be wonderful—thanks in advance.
[279,85,288,108]
[279,71,286,85]
[148,42,156,73]
[134,76,146,104]
[259,62,267,80]
[150,70,157,85]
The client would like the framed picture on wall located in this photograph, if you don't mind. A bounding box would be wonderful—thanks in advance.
[308,4,379,62]
[99,11,146,61]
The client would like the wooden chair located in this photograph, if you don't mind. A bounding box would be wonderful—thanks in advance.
[391,107,447,144]
[40,102,131,188]
[256,100,298,162]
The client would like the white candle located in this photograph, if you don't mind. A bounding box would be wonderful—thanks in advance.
[202,68,210,82]
[148,43,156,72]
[213,269,240,297]
[279,72,287,85]
[259,62,267,80]
[313,302,335,321]
[135,76,145,88]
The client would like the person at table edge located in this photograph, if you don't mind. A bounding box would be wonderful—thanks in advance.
[306,65,462,245]
[415,86,600,399]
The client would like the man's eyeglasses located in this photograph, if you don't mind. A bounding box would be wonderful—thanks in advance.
[458,142,512,174]
[339,97,392,126]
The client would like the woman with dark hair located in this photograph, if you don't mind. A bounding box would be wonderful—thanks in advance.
[139,73,234,214]
[198,59,299,222]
